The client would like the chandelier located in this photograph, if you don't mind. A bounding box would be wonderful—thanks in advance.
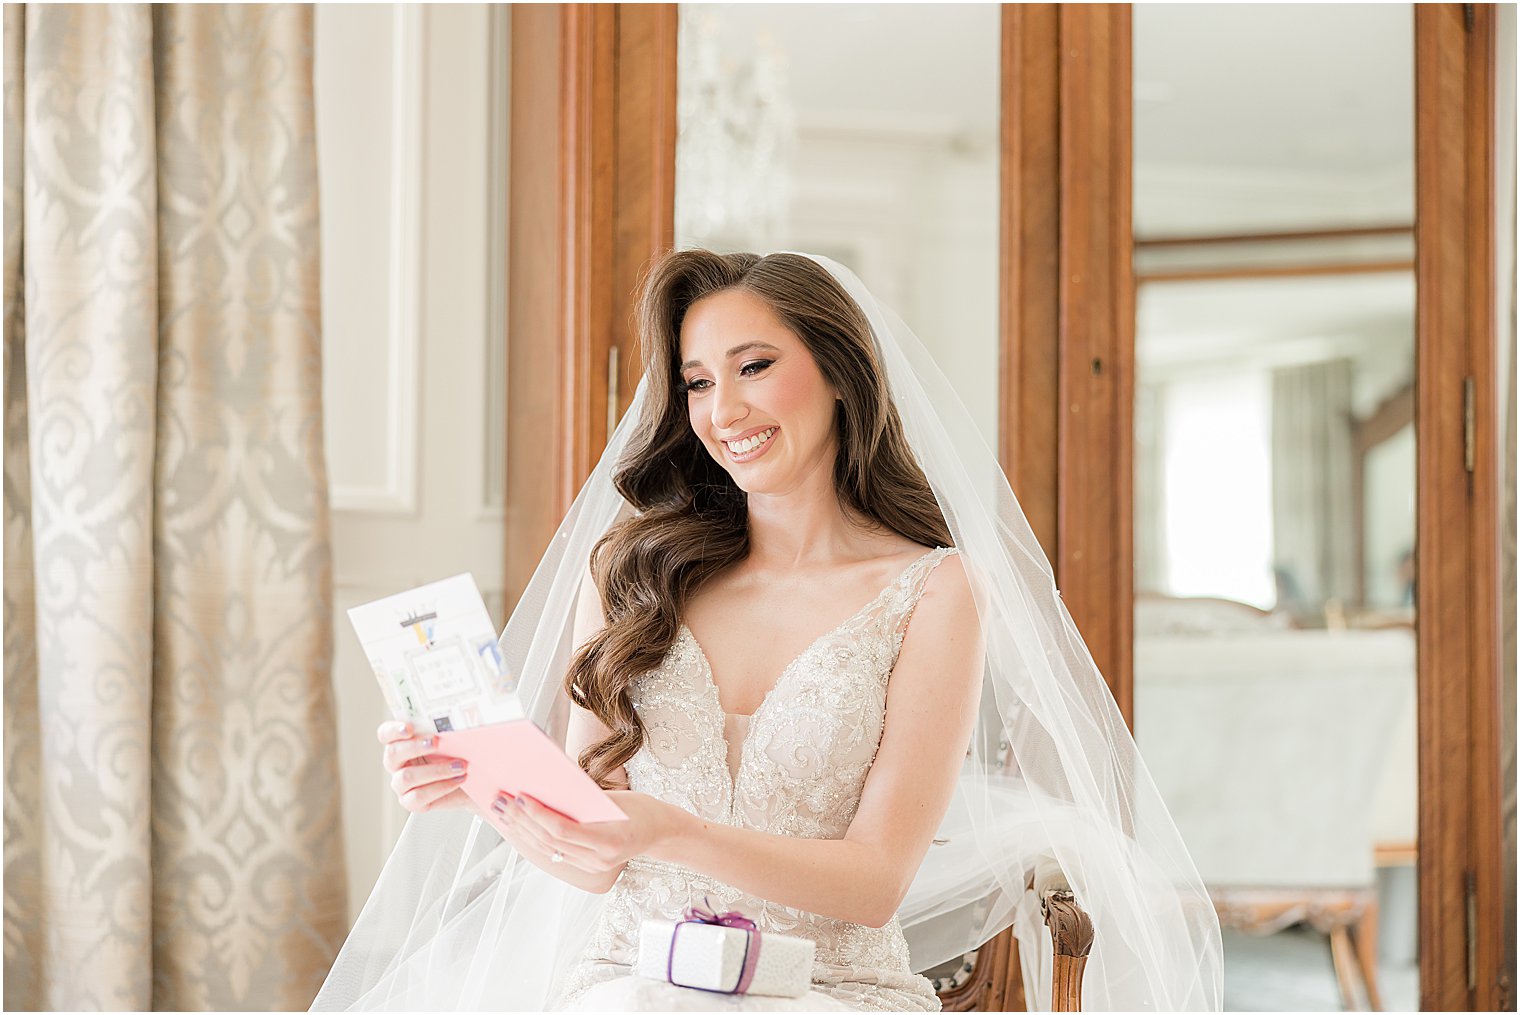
[676,8,796,248]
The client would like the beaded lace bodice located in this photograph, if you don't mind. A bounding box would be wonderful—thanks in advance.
[558,546,959,1012]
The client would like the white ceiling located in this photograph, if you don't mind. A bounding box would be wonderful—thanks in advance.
[1132,4,1413,177]
[684,3,1415,216]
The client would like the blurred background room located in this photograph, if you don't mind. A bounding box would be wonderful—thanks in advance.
[4,3,1515,1011]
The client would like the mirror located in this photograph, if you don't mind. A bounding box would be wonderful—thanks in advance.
[674,3,1001,992]
[1130,5,1419,1010]
[674,2,1001,449]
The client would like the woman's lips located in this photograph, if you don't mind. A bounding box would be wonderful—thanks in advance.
[723,426,778,462]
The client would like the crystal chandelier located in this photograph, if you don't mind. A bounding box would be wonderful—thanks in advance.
[676,9,796,248]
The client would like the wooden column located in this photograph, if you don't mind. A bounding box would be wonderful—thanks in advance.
[1413,4,1506,1009]
[1054,3,1133,721]
[943,5,1131,1010]
[1001,3,1132,720]
[503,4,676,610]
[1000,4,1062,555]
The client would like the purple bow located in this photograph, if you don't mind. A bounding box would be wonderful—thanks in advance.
[667,897,762,995]
[682,899,757,932]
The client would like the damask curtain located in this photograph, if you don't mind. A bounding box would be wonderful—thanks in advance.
[3,5,345,1009]
[1269,357,1357,618]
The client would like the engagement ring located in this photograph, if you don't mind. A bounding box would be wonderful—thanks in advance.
[550,850,564,864]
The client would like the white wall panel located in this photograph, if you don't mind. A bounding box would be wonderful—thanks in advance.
[317,2,507,926]
[318,5,422,514]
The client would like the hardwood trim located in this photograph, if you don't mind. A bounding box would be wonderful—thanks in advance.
[1136,223,1413,248]
[559,4,615,506]
[1413,4,1505,1009]
[612,5,678,412]
[503,4,677,610]
[1056,2,1133,720]
[999,3,1061,557]
[1376,840,1420,867]
[1355,383,1416,456]
[1137,259,1414,284]
[564,4,675,496]
[504,5,568,610]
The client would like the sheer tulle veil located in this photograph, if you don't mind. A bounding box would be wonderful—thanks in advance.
[310,251,1224,1012]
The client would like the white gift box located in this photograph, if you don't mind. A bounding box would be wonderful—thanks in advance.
[635,917,816,998]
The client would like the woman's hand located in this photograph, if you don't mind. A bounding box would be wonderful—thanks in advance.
[491,789,687,874]
[376,719,471,813]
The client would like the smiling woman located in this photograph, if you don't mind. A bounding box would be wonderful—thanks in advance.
[311,249,1223,1013]
[680,291,840,480]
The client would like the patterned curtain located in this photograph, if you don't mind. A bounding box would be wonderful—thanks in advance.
[1269,357,1357,617]
[3,5,346,1009]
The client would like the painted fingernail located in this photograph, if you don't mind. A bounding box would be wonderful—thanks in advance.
[491,797,508,813]
[513,796,527,809]
[450,760,465,771]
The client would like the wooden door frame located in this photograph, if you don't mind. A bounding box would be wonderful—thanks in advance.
[1413,5,1506,1009]
[503,4,676,608]
[505,1,1509,1008]
[1005,3,1508,1009]
[1001,3,1133,721]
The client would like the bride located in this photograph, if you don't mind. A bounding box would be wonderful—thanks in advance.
[312,250,1223,1012]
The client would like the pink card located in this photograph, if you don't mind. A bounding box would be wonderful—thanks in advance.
[432,720,628,825]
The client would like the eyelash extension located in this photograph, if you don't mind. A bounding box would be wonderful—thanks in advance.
[677,359,772,395]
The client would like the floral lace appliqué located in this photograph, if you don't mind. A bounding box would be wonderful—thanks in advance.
[558,547,960,1012]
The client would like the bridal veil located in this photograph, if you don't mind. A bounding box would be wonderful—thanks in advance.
[311,251,1224,1012]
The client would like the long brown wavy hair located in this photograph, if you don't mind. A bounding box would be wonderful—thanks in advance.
[566,249,953,787]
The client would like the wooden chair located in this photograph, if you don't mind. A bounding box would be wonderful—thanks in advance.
[933,881,1094,1012]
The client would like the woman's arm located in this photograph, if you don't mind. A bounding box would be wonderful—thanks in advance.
[506,554,986,926]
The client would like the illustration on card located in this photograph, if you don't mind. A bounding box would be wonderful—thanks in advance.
[348,574,524,732]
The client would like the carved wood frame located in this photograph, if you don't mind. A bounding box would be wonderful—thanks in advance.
[998,2,1509,1009]
[1413,5,1507,1008]
[503,1,1508,1009]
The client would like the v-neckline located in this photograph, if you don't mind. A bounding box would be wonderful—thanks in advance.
[681,545,945,805]
[681,545,944,721]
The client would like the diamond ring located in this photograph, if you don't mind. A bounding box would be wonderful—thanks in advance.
[550,850,564,864]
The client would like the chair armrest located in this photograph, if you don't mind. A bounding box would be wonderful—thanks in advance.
[1041,889,1094,1012]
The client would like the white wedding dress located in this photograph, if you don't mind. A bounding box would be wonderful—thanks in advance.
[556,545,959,1012]
[315,250,1223,1013]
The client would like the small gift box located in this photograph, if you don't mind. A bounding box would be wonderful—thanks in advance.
[635,901,816,998]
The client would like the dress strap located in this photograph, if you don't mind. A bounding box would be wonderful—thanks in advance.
[887,546,960,645]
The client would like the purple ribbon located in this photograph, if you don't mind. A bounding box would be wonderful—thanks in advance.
[666,898,762,995]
